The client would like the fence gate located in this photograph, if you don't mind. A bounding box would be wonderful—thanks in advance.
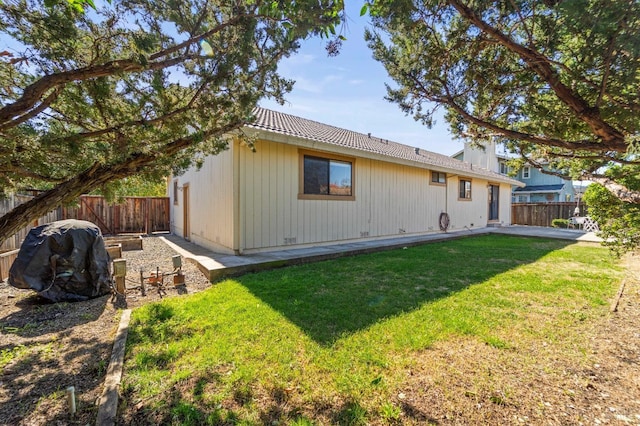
[63,196,170,235]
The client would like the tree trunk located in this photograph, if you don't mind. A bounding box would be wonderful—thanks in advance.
[0,163,129,243]
[0,120,243,245]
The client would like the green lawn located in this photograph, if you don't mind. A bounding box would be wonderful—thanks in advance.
[121,234,623,425]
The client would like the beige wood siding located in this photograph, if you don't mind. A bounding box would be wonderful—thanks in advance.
[240,140,299,249]
[171,145,236,253]
[171,137,517,254]
[446,176,490,230]
[238,140,476,252]
[500,183,513,225]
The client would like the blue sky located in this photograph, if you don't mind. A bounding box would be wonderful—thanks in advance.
[260,2,463,156]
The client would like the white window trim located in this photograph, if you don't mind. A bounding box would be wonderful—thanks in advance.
[522,166,531,179]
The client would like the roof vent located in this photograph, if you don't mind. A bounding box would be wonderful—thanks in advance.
[414,147,420,155]
[367,132,371,138]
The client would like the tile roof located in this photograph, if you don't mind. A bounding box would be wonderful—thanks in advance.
[246,108,522,185]
[514,184,565,193]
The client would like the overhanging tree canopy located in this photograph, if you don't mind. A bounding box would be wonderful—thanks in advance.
[364,0,640,252]
[0,0,343,243]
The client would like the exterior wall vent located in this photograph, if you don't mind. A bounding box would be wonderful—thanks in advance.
[284,237,297,245]
[360,231,369,238]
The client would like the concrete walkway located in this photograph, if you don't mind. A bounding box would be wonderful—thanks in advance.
[489,225,602,242]
[160,226,602,282]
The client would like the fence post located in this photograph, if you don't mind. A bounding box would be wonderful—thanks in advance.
[145,198,150,235]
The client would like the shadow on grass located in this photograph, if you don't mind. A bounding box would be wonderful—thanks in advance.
[119,376,440,425]
[0,293,108,338]
[239,234,572,345]
[0,332,112,425]
[120,379,444,426]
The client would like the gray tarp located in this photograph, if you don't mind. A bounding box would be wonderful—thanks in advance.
[9,219,112,302]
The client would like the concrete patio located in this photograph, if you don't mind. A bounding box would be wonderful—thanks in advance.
[160,226,602,282]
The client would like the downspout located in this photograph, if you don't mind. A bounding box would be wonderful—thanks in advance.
[233,137,242,255]
[445,174,458,217]
[445,175,449,216]
[441,173,458,232]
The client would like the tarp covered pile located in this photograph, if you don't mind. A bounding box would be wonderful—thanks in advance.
[9,219,112,302]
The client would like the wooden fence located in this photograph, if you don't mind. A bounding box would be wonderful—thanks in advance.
[0,194,170,281]
[0,194,64,280]
[0,195,60,252]
[0,195,170,277]
[511,202,587,227]
[62,196,170,236]
[0,249,19,282]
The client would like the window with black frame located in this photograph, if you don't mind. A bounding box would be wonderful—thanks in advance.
[302,154,353,198]
[459,179,472,199]
[431,171,446,184]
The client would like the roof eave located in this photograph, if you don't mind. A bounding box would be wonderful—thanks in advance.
[237,127,524,187]
[514,190,562,194]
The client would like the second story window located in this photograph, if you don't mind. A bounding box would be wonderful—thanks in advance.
[522,166,531,179]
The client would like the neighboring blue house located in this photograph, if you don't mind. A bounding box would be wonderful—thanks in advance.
[452,141,575,203]
[511,164,575,203]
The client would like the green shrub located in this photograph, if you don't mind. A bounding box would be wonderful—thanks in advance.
[552,218,569,228]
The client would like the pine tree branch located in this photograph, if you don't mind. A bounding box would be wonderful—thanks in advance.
[584,175,640,204]
[0,54,196,127]
[448,0,627,151]
[421,74,614,153]
[0,117,245,243]
[0,87,62,132]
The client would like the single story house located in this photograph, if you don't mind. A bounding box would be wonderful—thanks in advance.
[170,108,523,255]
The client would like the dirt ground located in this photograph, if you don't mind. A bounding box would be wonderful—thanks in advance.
[0,237,638,425]
[0,235,213,425]
[393,253,640,425]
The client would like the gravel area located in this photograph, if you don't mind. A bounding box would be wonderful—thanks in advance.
[0,235,212,425]
[112,235,212,305]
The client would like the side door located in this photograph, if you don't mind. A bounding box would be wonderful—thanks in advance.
[488,184,499,221]
[183,183,190,240]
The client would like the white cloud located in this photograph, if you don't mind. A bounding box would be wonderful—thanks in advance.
[290,76,323,94]
[287,74,345,95]
[286,54,315,65]
[323,74,342,83]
